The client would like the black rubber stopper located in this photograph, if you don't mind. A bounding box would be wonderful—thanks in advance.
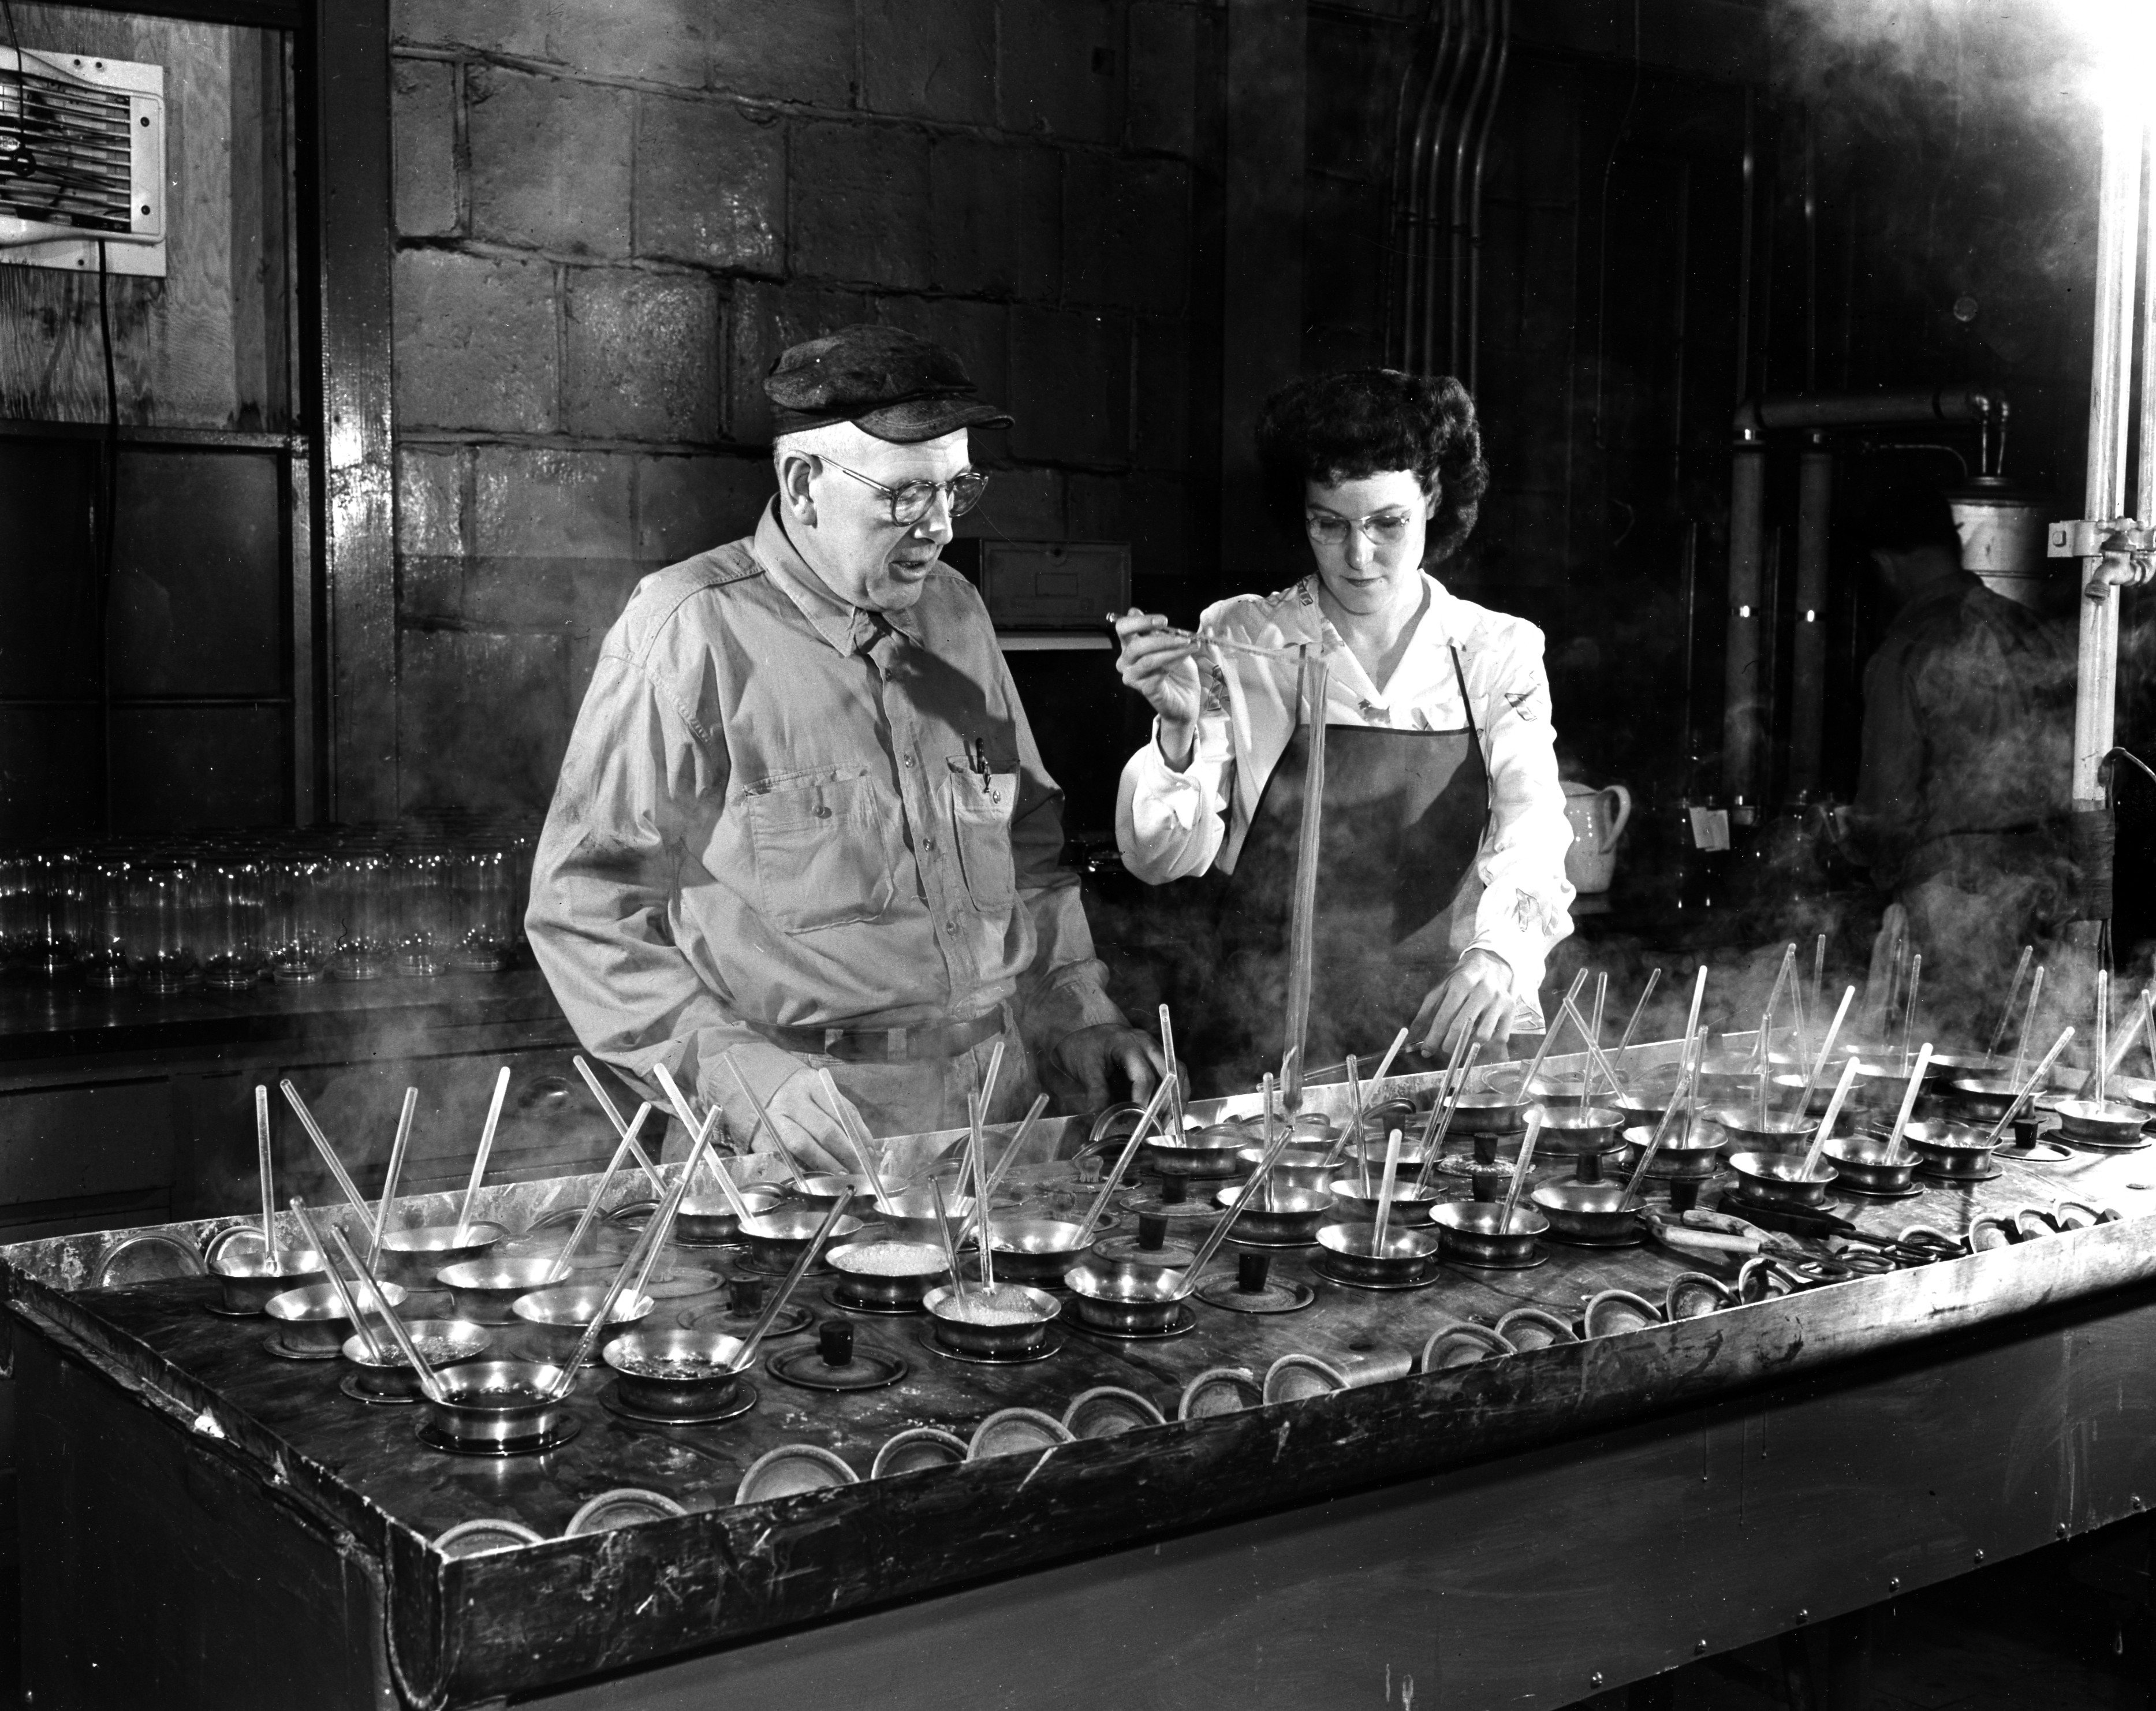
[1160,1173,1188,1205]
[1669,1178,1703,1213]
[1473,1134,1499,1166]
[729,1274,764,1315]
[818,1319,855,1367]
[1576,1150,1603,1185]
[1237,1250,1271,1295]
[1138,1212,1169,1251]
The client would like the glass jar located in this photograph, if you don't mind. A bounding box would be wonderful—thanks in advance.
[266,854,332,983]
[328,847,393,980]
[132,859,202,994]
[79,855,135,988]
[200,858,267,990]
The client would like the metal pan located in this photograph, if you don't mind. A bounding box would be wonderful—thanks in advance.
[1235,1145,1336,1195]
[923,1281,1061,1356]
[1062,1258,1191,1334]
[1212,1183,1333,1245]
[602,1327,754,1418]
[676,1186,786,1246]
[1144,1125,1248,1178]
[378,1222,508,1287]
[341,1318,491,1399]
[1616,1121,1720,1181]
[2052,1098,2151,1149]
[1312,1220,1442,1285]
[1325,1179,1442,1229]
[1724,1150,1836,1209]
[983,1217,1091,1287]
[207,1239,327,1315]
[1430,1201,1547,1268]
[509,1283,654,1364]
[1898,1117,1999,1181]
[1529,1180,1642,1244]
[864,1188,971,1244]
[825,1238,950,1311]
[794,1173,886,1214]
[739,1207,864,1272]
[421,1359,576,1450]
[1702,1106,1818,1158]
[437,1258,562,1325]
[263,1279,408,1354]
[1822,1134,1919,1195]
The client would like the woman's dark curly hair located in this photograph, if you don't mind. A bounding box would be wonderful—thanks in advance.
[1254,369,1489,564]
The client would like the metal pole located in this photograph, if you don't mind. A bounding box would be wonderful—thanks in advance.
[2073,105,2142,817]
[1789,434,1833,799]
[1722,430,1768,808]
[1282,647,1329,1111]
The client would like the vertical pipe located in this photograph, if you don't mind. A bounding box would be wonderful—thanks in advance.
[1446,0,1499,377]
[1723,431,1768,807]
[1803,107,1818,393]
[1788,433,1833,798]
[1463,0,1510,397]
[2072,107,2142,817]
[1420,1,1475,376]
[1282,651,1330,1109]
[1735,87,1755,405]
[1392,2,1454,370]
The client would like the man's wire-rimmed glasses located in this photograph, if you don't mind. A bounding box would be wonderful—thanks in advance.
[824,458,990,526]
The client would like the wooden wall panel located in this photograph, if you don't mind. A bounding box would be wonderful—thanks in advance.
[0,6,289,431]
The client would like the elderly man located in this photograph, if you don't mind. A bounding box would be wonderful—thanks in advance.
[528,325,1161,1170]
[1834,474,2073,1037]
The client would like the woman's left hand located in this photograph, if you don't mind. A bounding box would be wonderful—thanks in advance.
[1409,949,1515,1058]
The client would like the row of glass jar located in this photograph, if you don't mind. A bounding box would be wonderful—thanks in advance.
[0,827,538,993]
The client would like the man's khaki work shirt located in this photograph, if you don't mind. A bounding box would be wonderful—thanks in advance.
[526,504,1123,1104]
[1848,570,2073,891]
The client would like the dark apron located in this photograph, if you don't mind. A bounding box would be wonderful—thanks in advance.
[1196,646,1491,1094]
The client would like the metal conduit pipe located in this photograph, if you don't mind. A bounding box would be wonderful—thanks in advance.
[1461,0,1511,395]
[1723,431,1770,808]
[1721,386,2001,809]
[1446,0,1501,377]
[1386,1,1452,370]
[1418,0,1477,376]
[1788,435,1834,798]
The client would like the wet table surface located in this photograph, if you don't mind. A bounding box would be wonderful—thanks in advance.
[62,1109,2156,1548]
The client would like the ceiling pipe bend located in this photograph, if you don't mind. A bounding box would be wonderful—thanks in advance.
[1733,387,1998,434]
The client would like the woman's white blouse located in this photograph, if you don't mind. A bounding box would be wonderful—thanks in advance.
[1113,573,1576,1024]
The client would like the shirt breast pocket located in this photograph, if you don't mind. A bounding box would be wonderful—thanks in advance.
[946,760,1019,913]
[740,768,898,933]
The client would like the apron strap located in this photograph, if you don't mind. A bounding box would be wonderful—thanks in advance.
[1449,643,1491,819]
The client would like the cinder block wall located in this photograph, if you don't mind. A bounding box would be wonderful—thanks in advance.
[385,0,1210,815]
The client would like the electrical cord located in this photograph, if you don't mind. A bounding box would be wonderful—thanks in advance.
[97,237,118,831]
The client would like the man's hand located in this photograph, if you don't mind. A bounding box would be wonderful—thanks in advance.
[756,1071,862,1176]
[1051,1023,1167,1110]
[1409,949,1516,1059]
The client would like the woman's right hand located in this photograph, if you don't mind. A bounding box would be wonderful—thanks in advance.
[1113,610,1204,763]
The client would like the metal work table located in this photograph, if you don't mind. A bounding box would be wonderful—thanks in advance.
[11,1061,2156,1709]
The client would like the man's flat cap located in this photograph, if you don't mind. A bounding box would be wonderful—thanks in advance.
[764,323,1014,443]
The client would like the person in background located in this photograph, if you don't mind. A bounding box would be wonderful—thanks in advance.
[1111,370,1574,1094]
[1834,474,2075,1040]
[527,325,1161,1172]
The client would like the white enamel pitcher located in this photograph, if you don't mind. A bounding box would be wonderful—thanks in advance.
[1562,781,1632,895]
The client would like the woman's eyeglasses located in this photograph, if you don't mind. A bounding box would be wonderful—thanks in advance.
[824,458,991,525]
[1304,508,1417,547]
